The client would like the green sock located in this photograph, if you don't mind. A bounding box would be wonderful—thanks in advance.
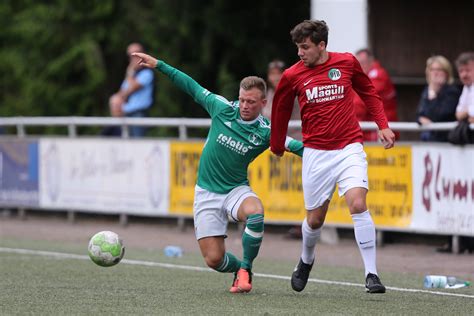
[241,214,264,270]
[214,252,241,273]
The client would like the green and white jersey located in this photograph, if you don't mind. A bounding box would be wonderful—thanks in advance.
[156,61,303,194]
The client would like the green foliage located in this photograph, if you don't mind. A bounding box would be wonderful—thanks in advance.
[0,1,309,120]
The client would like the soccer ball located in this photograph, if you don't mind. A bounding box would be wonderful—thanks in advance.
[88,231,125,267]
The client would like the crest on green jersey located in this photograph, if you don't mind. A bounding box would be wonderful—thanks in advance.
[248,133,263,146]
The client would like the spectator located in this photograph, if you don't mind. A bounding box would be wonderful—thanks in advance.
[451,51,474,251]
[263,60,284,118]
[454,52,474,123]
[101,94,123,137]
[110,43,155,137]
[416,55,460,142]
[353,48,398,141]
[263,59,301,140]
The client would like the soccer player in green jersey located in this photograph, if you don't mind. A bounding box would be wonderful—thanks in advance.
[133,52,303,293]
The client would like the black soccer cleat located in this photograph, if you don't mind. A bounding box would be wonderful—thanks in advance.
[365,273,386,293]
[291,258,314,292]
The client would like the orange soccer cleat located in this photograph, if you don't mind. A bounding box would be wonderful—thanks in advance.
[229,272,242,293]
[229,268,253,293]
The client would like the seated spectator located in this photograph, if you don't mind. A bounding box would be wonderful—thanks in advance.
[416,55,460,142]
[353,48,398,141]
[264,59,301,140]
[454,52,474,123]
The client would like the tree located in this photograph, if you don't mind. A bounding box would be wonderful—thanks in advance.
[0,1,309,129]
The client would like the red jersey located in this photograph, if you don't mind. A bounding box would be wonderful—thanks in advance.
[270,52,389,153]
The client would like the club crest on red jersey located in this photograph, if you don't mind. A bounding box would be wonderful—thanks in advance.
[328,68,341,81]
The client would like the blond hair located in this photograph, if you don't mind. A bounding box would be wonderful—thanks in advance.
[426,55,454,84]
[239,76,267,98]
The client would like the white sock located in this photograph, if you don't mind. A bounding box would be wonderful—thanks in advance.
[301,218,321,264]
[352,210,377,276]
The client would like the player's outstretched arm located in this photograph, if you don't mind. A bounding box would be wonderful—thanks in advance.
[132,53,219,113]
[378,128,395,149]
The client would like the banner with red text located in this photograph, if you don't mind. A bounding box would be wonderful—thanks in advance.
[412,145,473,236]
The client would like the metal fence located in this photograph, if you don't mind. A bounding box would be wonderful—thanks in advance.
[0,117,472,139]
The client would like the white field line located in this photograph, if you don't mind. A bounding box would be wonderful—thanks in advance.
[1,247,473,299]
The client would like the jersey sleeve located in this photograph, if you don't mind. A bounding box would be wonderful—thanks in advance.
[270,72,295,155]
[285,136,304,157]
[156,61,228,117]
[351,56,389,130]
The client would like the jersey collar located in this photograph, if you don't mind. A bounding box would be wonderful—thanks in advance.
[237,114,260,125]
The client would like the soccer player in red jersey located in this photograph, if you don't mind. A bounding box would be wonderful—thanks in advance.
[270,20,395,293]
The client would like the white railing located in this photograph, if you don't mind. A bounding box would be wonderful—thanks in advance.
[0,117,472,139]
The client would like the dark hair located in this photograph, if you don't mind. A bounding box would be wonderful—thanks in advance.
[290,20,329,46]
[455,51,474,69]
[240,76,267,98]
[355,48,374,58]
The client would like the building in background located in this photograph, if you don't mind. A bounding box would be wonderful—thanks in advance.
[311,0,474,139]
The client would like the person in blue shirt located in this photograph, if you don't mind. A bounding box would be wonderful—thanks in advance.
[110,43,155,137]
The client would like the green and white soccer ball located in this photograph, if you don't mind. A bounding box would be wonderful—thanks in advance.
[88,231,125,267]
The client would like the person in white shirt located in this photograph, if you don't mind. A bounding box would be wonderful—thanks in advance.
[455,52,474,123]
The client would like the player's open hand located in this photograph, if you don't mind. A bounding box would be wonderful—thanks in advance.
[132,52,158,69]
[378,128,395,149]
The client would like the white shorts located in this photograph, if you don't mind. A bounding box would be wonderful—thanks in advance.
[302,143,368,210]
[193,185,258,240]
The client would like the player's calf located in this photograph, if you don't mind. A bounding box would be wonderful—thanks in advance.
[212,252,241,273]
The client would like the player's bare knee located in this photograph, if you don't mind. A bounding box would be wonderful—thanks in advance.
[308,219,324,229]
[245,206,264,216]
[239,198,264,219]
[348,198,367,214]
[306,216,324,229]
[204,254,223,269]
